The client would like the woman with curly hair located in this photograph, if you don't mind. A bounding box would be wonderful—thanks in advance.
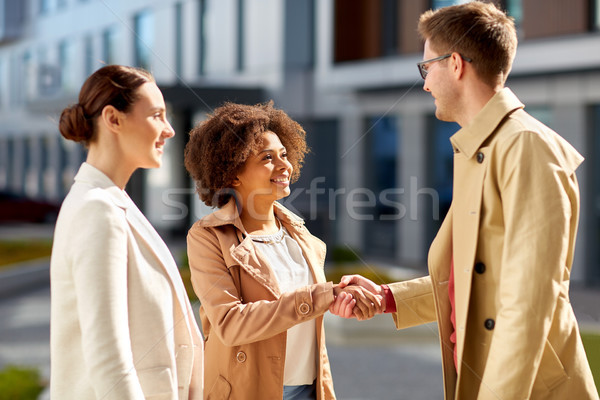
[184,101,382,400]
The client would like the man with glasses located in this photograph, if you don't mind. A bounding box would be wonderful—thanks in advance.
[335,1,598,399]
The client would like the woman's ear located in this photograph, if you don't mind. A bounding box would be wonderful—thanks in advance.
[100,105,123,134]
[231,177,241,187]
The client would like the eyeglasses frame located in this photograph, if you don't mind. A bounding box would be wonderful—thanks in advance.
[417,53,472,80]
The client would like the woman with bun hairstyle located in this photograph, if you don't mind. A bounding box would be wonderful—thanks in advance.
[50,65,203,400]
[184,101,383,400]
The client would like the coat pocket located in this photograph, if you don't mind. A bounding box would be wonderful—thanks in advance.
[538,339,568,391]
[206,375,232,400]
[137,366,175,399]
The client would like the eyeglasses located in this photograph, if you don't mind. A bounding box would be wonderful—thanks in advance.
[417,53,472,80]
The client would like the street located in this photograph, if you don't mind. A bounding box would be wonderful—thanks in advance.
[0,282,444,399]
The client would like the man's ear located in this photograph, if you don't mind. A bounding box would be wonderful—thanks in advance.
[451,52,466,79]
[100,105,123,134]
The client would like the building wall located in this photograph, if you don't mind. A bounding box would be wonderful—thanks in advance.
[0,0,599,283]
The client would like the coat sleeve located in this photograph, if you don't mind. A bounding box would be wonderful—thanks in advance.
[69,198,146,400]
[187,225,335,347]
[388,276,436,329]
[477,131,578,399]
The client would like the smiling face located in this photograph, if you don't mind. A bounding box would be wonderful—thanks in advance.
[422,40,459,123]
[233,131,293,208]
[119,82,174,169]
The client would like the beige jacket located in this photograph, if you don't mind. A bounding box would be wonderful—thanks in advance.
[51,163,203,400]
[389,89,598,399]
[187,199,336,400]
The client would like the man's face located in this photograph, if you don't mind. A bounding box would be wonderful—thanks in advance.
[421,40,458,123]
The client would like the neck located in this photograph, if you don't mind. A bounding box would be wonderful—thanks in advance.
[456,82,503,128]
[239,198,278,235]
[86,143,136,189]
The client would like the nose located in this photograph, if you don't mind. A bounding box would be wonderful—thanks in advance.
[277,155,292,171]
[423,79,431,92]
[164,120,175,138]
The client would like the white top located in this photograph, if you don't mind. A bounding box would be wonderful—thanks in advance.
[250,223,317,386]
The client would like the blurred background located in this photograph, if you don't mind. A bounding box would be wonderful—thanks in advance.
[0,0,599,398]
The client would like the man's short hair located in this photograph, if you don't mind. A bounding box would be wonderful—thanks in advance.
[418,1,517,86]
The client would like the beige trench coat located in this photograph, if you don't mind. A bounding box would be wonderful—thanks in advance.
[388,89,598,399]
[51,163,203,400]
[187,199,336,400]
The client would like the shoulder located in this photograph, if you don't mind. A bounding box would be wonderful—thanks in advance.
[57,183,127,234]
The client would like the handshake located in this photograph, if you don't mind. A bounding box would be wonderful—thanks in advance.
[330,275,386,321]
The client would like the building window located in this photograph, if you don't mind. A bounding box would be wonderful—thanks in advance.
[84,35,94,76]
[198,0,206,75]
[334,0,382,62]
[102,26,118,65]
[426,118,456,242]
[504,0,523,26]
[39,0,51,15]
[203,0,237,75]
[236,0,244,72]
[362,115,399,259]
[59,39,76,92]
[134,10,154,70]
[432,0,471,9]
[594,0,600,31]
[334,0,404,62]
[588,104,600,285]
[175,2,183,78]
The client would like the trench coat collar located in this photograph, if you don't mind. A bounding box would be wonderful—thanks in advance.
[451,88,524,159]
[197,197,306,234]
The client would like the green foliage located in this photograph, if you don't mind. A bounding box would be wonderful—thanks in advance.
[0,241,52,268]
[330,246,361,264]
[0,365,45,400]
[325,264,397,285]
[581,331,600,395]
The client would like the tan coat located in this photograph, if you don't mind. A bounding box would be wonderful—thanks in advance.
[187,199,336,400]
[51,163,203,400]
[389,89,598,399]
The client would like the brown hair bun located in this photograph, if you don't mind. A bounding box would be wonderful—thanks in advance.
[59,103,93,143]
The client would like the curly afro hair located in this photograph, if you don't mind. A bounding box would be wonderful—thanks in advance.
[184,101,308,208]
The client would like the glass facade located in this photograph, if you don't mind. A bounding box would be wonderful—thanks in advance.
[102,27,118,65]
[134,10,154,70]
[58,39,76,92]
[426,118,457,243]
[588,105,600,285]
[432,0,471,10]
[362,115,399,259]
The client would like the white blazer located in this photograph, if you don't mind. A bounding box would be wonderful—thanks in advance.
[50,162,203,400]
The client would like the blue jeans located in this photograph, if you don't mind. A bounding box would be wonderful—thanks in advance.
[282,381,316,400]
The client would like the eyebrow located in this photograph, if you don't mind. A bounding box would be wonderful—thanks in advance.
[258,147,286,154]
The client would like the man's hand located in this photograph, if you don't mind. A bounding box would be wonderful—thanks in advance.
[339,274,382,295]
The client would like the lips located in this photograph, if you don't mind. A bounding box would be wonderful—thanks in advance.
[271,176,289,185]
[155,141,165,154]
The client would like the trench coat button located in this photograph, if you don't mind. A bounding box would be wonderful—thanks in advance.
[476,152,485,163]
[484,318,495,330]
[236,351,247,363]
[474,262,486,274]
[299,303,311,315]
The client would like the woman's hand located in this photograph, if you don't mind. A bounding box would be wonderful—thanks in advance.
[329,290,356,318]
[331,281,384,320]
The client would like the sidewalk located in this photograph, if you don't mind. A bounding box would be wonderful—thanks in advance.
[0,224,599,399]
